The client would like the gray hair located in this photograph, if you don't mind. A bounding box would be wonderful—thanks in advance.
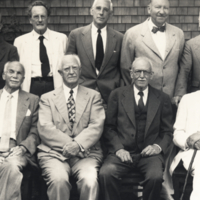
[92,0,113,12]
[4,61,25,75]
[59,54,81,71]
[131,57,153,72]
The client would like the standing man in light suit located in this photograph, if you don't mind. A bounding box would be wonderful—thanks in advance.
[121,0,184,101]
[66,0,123,108]
[37,54,105,200]
[0,61,39,200]
[14,1,67,97]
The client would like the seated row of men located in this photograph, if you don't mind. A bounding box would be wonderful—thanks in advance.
[1,55,200,200]
[0,55,172,200]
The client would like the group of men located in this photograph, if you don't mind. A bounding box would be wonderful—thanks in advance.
[0,0,200,200]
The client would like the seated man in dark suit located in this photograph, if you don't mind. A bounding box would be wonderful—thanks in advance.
[0,13,19,89]
[99,57,173,200]
[0,61,39,200]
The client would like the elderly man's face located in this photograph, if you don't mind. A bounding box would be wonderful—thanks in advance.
[3,62,25,92]
[91,0,111,29]
[148,0,169,27]
[29,6,48,34]
[59,56,81,88]
[130,59,152,91]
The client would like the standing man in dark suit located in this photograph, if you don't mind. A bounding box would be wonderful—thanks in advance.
[0,13,19,89]
[174,12,200,105]
[0,61,39,200]
[66,0,123,108]
[99,57,173,200]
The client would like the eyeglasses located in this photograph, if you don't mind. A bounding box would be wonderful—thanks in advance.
[133,70,153,77]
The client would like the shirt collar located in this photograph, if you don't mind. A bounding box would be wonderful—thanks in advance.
[32,28,49,41]
[133,84,148,97]
[148,17,166,31]
[91,23,107,35]
[63,84,78,101]
[2,88,19,98]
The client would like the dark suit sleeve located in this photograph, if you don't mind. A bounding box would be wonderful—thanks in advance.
[155,94,173,154]
[104,90,124,153]
[20,96,40,156]
[174,41,192,97]
[66,30,77,54]
[9,46,19,61]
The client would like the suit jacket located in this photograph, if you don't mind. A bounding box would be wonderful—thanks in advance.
[104,85,173,156]
[120,19,185,98]
[0,37,19,89]
[37,85,105,162]
[66,24,123,103]
[0,89,39,165]
[170,91,200,174]
[175,35,200,96]
[14,29,68,92]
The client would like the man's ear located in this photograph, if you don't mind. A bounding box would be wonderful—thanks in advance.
[90,8,93,16]
[2,72,5,81]
[58,70,62,76]
[147,4,151,15]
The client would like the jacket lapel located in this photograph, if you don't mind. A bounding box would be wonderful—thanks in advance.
[193,41,200,66]
[72,86,89,133]
[16,90,30,135]
[141,20,163,61]
[98,27,116,76]
[165,23,176,60]
[81,24,95,70]
[145,87,160,136]
[121,85,136,128]
[53,87,71,130]
[0,40,6,62]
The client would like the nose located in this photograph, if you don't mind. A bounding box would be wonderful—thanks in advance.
[69,67,74,74]
[38,16,42,22]
[99,8,103,15]
[159,7,164,14]
[12,72,18,78]
[140,71,144,78]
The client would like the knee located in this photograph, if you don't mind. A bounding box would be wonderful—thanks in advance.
[146,169,163,184]
[1,161,21,176]
[99,163,118,180]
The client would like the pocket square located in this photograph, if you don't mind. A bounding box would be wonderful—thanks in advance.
[113,50,116,53]
[26,109,31,116]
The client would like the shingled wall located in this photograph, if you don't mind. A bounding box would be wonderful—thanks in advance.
[0,0,199,42]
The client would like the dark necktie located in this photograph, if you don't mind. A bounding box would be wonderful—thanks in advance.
[95,29,104,71]
[152,25,165,34]
[39,36,50,77]
[138,91,144,111]
[0,94,13,152]
[67,90,76,128]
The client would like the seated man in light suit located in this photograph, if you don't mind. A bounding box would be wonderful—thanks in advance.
[14,1,67,97]
[0,61,39,200]
[170,91,200,200]
[99,57,173,200]
[37,54,105,200]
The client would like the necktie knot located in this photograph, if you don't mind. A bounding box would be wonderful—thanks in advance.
[39,35,44,41]
[70,89,74,95]
[97,29,101,34]
[138,91,144,97]
[152,25,165,34]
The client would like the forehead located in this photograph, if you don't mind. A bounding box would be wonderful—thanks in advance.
[93,0,110,9]
[31,6,47,16]
[62,56,80,68]
[151,0,169,6]
[7,63,24,73]
[133,60,151,71]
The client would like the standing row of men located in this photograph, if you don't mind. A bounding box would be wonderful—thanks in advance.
[0,0,200,200]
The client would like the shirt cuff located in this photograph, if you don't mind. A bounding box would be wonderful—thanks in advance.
[73,139,85,153]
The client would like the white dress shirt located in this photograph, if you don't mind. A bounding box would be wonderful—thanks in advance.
[63,84,78,103]
[0,89,19,140]
[91,23,107,74]
[31,28,53,77]
[148,18,166,60]
[133,85,148,106]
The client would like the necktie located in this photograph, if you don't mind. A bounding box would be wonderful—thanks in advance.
[0,94,13,152]
[152,25,165,34]
[95,29,104,71]
[138,91,144,111]
[67,90,76,128]
[39,36,50,77]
